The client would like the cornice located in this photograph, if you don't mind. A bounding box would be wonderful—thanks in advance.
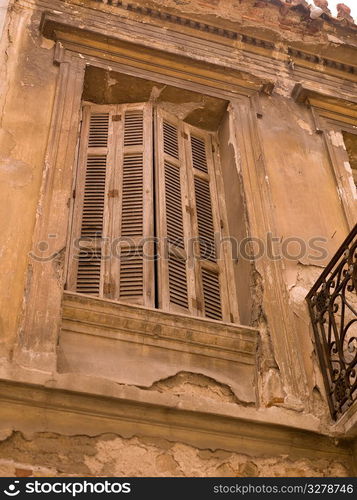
[287,47,356,77]
[41,13,275,98]
[292,82,357,125]
[89,0,357,78]
[0,377,353,465]
[16,0,357,84]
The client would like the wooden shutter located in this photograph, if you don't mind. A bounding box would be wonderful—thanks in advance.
[155,108,197,314]
[112,103,154,307]
[67,103,154,307]
[67,102,237,322]
[67,104,115,296]
[183,124,236,322]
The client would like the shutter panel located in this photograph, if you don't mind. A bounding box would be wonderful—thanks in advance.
[184,124,232,322]
[201,268,222,320]
[67,104,115,297]
[112,103,154,307]
[155,108,196,314]
[193,175,216,262]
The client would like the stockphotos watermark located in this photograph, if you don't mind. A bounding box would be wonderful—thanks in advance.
[3,480,131,497]
[29,233,329,264]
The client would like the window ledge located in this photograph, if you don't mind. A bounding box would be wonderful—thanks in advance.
[59,291,259,404]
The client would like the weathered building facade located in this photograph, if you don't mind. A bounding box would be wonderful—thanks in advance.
[0,0,356,476]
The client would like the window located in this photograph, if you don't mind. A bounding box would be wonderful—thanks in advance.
[66,100,239,323]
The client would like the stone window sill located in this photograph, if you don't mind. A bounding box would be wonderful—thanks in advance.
[58,291,259,404]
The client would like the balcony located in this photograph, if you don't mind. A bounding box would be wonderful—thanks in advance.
[306,225,357,420]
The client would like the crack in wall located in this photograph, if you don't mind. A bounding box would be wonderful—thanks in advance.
[0,430,352,477]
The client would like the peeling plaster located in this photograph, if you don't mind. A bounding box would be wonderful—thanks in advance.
[348,176,357,199]
[138,371,246,406]
[327,34,344,44]
[40,37,54,50]
[329,130,346,149]
[0,431,351,478]
[0,0,356,477]
[227,102,242,174]
[297,119,313,135]
[0,0,10,42]
[159,100,205,120]
[344,160,352,174]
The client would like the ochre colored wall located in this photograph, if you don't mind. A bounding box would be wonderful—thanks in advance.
[0,6,57,358]
[0,0,356,477]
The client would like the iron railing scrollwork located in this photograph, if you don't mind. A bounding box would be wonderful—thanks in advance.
[306,225,357,420]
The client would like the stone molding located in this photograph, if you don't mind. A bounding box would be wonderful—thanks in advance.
[80,0,357,78]
[61,292,258,365]
[0,377,353,466]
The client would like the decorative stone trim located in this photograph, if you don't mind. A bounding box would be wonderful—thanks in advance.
[288,48,356,75]
[92,0,357,76]
[61,292,258,364]
[97,0,275,48]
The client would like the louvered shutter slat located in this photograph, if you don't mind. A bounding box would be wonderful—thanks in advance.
[88,113,110,148]
[191,135,209,174]
[155,109,194,314]
[201,268,222,320]
[163,121,189,310]
[163,122,180,159]
[121,154,144,237]
[185,125,226,321]
[76,249,102,295]
[80,155,107,239]
[77,112,110,294]
[67,106,113,296]
[164,161,185,248]
[116,104,154,306]
[194,176,216,261]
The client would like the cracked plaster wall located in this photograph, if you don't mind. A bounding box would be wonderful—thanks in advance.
[0,432,352,477]
[0,0,356,477]
[0,3,57,360]
[0,1,10,41]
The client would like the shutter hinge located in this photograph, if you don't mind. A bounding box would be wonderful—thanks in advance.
[212,144,215,153]
[182,132,188,140]
[112,115,122,121]
[72,189,76,199]
[220,219,224,229]
[108,189,119,198]
[103,282,114,295]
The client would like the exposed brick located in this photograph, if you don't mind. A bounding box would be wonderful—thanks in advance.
[15,468,33,477]
[336,3,354,23]
[254,1,269,7]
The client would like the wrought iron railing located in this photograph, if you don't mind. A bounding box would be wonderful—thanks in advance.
[306,225,357,420]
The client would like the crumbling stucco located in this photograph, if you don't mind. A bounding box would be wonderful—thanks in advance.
[141,372,242,405]
[0,432,352,477]
[0,0,357,478]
